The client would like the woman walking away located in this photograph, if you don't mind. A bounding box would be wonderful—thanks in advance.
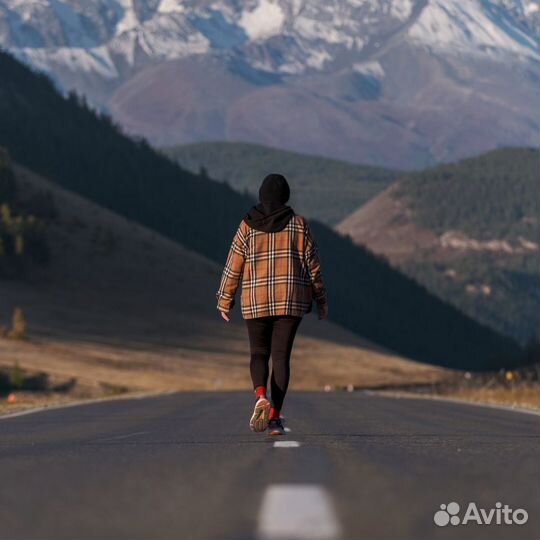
[216,173,328,436]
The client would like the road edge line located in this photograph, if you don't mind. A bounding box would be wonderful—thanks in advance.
[362,389,540,418]
[0,390,178,420]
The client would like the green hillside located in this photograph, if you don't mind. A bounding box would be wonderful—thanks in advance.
[397,148,540,240]
[340,147,539,344]
[401,148,540,343]
[401,252,539,345]
[163,142,398,225]
[0,49,523,370]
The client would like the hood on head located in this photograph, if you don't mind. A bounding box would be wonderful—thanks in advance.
[259,174,290,206]
[245,173,294,232]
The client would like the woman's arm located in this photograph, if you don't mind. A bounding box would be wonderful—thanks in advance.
[216,222,248,315]
[304,222,328,319]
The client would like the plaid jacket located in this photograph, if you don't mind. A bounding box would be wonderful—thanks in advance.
[216,215,327,319]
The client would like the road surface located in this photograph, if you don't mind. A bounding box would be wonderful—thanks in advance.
[0,392,539,540]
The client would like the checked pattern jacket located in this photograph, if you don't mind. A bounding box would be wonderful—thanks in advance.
[216,215,327,319]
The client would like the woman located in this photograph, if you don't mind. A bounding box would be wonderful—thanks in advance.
[216,173,327,436]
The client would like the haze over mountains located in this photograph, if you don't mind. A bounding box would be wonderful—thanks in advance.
[1,0,539,168]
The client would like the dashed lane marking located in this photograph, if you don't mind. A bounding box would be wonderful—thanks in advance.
[273,440,301,448]
[257,484,341,539]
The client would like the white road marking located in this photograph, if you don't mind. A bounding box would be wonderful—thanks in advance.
[95,431,149,442]
[257,484,341,540]
[273,440,300,448]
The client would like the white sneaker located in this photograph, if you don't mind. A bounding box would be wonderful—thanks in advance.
[249,397,271,432]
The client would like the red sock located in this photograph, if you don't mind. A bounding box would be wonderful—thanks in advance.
[254,386,267,399]
[269,407,280,420]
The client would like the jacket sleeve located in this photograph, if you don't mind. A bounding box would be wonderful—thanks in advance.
[216,222,248,312]
[304,222,327,306]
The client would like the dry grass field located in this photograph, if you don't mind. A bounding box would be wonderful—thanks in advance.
[441,385,540,409]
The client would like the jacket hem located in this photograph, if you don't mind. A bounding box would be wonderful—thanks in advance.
[241,308,310,320]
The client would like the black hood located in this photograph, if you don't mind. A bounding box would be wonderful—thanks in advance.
[245,173,294,232]
[244,203,294,233]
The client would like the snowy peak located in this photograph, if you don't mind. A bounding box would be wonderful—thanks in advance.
[158,0,185,14]
[1,0,538,83]
[409,0,539,59]
[238,0,285,41]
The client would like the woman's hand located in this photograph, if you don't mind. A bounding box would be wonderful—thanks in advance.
[220,311,231,322]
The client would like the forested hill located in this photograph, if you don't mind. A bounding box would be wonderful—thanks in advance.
[396,148,540,240]
[0,51,253,264]
[0,49,523,369]
[338,147,540,344]
[163,142,397,226]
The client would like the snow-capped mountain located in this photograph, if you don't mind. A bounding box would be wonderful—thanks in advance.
[1,0,539,167]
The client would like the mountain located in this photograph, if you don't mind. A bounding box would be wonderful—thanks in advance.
[337,147,540,344]
[0,49,523,369]
[163,141,398,225]
[1,0,539,168]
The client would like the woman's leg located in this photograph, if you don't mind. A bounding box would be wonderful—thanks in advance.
[270,316,302,413]
[245,317,273,393]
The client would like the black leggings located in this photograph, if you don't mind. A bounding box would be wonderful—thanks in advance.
[245,315,302,410]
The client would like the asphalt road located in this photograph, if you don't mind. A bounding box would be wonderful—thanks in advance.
[0,392,539,540]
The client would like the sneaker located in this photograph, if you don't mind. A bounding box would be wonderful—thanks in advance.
[267,417,285,436]
[250,397,270,432]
